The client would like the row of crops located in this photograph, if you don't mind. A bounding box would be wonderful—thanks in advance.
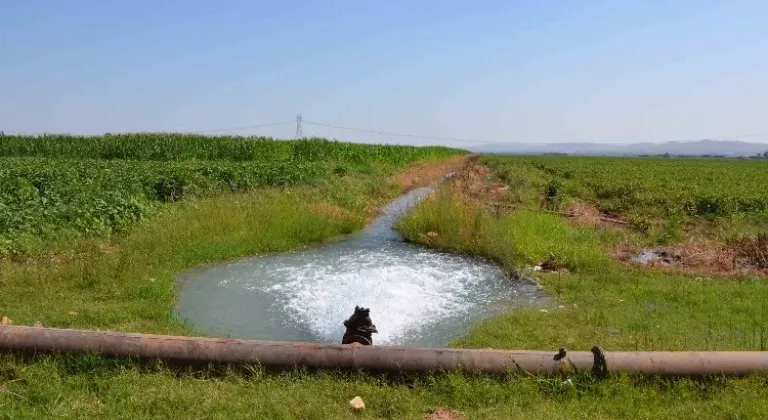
[0,133,460,164]
[487,155,768,218]
[0,133,466,257]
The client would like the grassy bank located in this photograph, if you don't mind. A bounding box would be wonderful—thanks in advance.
[4,356,768,419]
[3,145,768,418]
[0,134,460,259]
[0,135,464,333]
[389,155,768,418]
[2,187,376,333]
[397,187,768,351]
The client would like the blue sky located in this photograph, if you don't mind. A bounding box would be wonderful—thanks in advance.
[1,0,766,147]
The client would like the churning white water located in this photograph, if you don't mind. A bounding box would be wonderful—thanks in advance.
[176,182,548,347]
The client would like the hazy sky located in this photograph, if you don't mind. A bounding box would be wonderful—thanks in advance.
[1,1,767,147]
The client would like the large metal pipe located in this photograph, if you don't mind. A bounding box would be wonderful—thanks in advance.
[2,325,768,377]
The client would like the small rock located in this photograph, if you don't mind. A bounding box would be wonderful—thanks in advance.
[426,231,439,238]
[68,311,78,316]
[533,265,543,272]
[1,316,12,325]
[33,321,43,328]
[349,396,365,410]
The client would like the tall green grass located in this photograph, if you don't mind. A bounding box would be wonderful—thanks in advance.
[397,187,611,275]
[0,133,462,164]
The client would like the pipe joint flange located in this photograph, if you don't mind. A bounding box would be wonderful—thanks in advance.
[591,345,608,379]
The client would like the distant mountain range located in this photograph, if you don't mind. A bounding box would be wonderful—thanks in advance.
[468,139,768,157]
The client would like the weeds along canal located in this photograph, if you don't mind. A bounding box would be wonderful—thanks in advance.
[175,177,549,348]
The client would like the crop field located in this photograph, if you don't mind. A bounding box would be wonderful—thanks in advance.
[3,140,768,419]
[0,158,325,256]
[490,155,768,219]
[0,133,459,164]
[0,133,461,259]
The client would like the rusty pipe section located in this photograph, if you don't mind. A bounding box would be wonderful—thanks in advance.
[3,325,768,377]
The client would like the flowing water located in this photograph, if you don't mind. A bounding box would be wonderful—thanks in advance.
[176,180,549,348]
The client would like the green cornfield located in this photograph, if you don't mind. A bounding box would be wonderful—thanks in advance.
[0,133,466,257]
[0,133,460,165]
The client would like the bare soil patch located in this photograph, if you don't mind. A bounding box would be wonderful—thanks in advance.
[424,409,466,420]
[450,161,629,228]
[447,155,509,204]
[615,239,768,277]
[563,201,603,227]
[730,234,768,269]
[562,201,629,229]
[396,155,470,193]
[538,255,570,274]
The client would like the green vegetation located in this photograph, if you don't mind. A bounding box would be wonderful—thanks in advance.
[4,356,768,419]
[3,143,768,418]
[491,155,768,239]
[1,186,382,333]
[390,154,768,418]
[0,158,324,257]
[0,133,458,164]
[397,189,768,351]
[0,133,463,329]
[0,134,459,259]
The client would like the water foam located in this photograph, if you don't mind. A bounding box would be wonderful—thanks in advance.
[264,250,506,345]
[176,182,547,347]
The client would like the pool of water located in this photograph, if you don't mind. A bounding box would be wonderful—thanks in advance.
[176,180,549,348]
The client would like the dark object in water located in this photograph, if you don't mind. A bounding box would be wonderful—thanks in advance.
[341,306,378,345]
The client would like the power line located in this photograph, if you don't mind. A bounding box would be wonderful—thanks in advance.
[302,120,495,144]
[4,118,766,146]
[189,120,295,134]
